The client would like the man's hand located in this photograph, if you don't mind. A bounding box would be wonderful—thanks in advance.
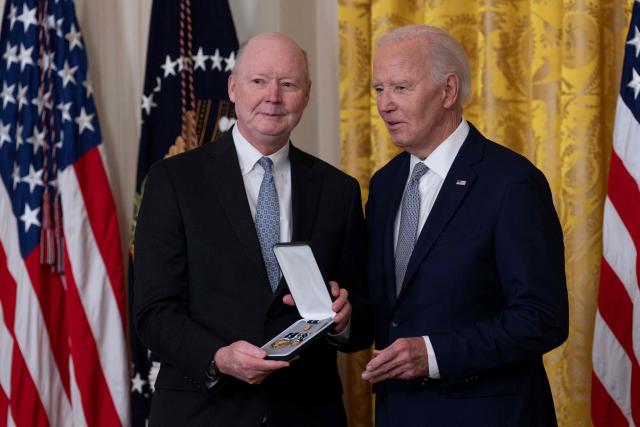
[282,281,352,334]
[214,341,289,384]
[361,337,428,383]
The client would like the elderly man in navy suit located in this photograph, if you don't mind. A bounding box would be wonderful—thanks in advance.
[362,25,568,426]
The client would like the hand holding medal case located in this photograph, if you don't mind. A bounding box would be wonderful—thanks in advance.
[262,243,335,360]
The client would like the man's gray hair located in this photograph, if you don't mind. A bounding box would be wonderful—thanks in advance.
[232,38,311,83]
[378,25,471,104]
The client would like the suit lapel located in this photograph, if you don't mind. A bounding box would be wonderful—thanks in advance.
[384,154,411,305]
[397,126,484,300]
[201,132,269,285]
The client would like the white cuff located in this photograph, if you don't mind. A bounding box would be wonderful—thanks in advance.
[423,336,440,379]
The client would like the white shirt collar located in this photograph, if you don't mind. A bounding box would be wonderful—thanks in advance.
[232,125,290,176]
[410,118,469,179]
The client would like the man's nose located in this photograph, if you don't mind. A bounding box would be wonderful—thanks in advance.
[377,91,395,113]
[266,81,282,102]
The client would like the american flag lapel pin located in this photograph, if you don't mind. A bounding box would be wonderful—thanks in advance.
[456,179,467,186]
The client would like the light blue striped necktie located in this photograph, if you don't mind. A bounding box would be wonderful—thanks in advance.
[255,157,281,292]
[395,162,428,296]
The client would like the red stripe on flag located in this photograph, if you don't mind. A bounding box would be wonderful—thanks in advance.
[10,346,49,427]
[22,249,70,399]
[0,383,7,427]
[607,150,640,249]
[0,245,50,427]
[599,260,637,362]
[592,372,629,427]
[599,260,640,425]
[73,147,126,323]
[63,245,122,427]
[0,244,16,332]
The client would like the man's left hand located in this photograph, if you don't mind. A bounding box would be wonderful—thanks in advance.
[282,280,352,334]
[361,337,428,383]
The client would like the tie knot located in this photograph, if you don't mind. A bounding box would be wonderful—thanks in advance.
[258,157,274,177]
[411,162,428,182]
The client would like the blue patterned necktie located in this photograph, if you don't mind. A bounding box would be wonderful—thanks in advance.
[255,157,281,292]
[395,162,428,296]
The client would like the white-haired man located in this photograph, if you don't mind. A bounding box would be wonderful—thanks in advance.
[362,25,568,426]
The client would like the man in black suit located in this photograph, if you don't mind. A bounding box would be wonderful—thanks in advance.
[134,32,371,426]
[362,25,568,426]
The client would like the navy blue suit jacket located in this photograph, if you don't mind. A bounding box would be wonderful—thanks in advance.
[366,123,568,427]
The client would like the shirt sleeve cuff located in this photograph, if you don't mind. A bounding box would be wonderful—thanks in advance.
[326,319,351,345]
[423,336,440,379]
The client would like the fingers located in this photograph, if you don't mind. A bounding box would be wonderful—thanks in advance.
[329,282,351,333]
[361,337,428,383]
[215,341,290,384]
[282,293,295,306]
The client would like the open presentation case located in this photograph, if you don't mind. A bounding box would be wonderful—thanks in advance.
[262,243,335,360]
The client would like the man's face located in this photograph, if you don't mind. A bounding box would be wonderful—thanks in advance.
[228,34,311,153]
[372,38,448,158]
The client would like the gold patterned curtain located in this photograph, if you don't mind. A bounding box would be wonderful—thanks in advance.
[338,1,633,426]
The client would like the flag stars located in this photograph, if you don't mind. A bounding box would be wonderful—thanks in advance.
[131,372,146,394]
[627,67,640,100]
[0,121,11,148]
[18,43,34,71]
[38,50,57,72]
[20,204,40,233]
[16,124,23,147]
[32,92,53,115]
[17,4,37,32]
[161,55,177,77]
[22,165,44,193]
[210,49,223,71]
[58,60,78,87]
[224,51,235,72]
[75,107,95,134]
[65,24,83,51]
[27,127,46,154]
[193,47,208,70]
[16,84,29,111]
[57,101,72,122]
[1,82,15,108]
[7,4,18,30]
[627,26,640,58]
[3,43,19,69]
[141,93,157,116]
[12,164,21,190]
[83,80,93,97]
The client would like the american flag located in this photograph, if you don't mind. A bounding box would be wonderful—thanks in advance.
[592,1,640,426]
[0,0,129,426]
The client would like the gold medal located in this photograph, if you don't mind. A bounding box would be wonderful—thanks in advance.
[271,339,290,349]
[303,324,312,331]
[290,339,301,347]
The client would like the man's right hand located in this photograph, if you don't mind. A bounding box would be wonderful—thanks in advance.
[214,341,289,384]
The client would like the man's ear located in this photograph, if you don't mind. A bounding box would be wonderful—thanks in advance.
[228,74,237,103]
[442,73,459,109]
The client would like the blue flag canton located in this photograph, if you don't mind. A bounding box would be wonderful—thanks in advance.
[0,0,101,258]
[621,1,640,122]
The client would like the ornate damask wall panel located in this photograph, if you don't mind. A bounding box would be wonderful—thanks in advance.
[339,1,632,426]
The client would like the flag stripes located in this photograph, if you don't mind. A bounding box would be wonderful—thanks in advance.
[592,3,640,425]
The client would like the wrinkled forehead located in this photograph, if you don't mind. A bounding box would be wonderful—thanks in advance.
[373,41,428,81]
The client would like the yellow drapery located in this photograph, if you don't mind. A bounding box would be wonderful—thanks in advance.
[338,1,633,426]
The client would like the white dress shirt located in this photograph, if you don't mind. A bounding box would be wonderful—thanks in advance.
[233,125,293,243]
[393,119,470,379]
[232,126,350,342]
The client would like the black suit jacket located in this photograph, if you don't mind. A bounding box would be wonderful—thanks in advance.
[134,131,372,426]
[366,123,568,427]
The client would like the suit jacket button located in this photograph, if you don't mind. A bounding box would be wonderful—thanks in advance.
[391,319,400,328]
